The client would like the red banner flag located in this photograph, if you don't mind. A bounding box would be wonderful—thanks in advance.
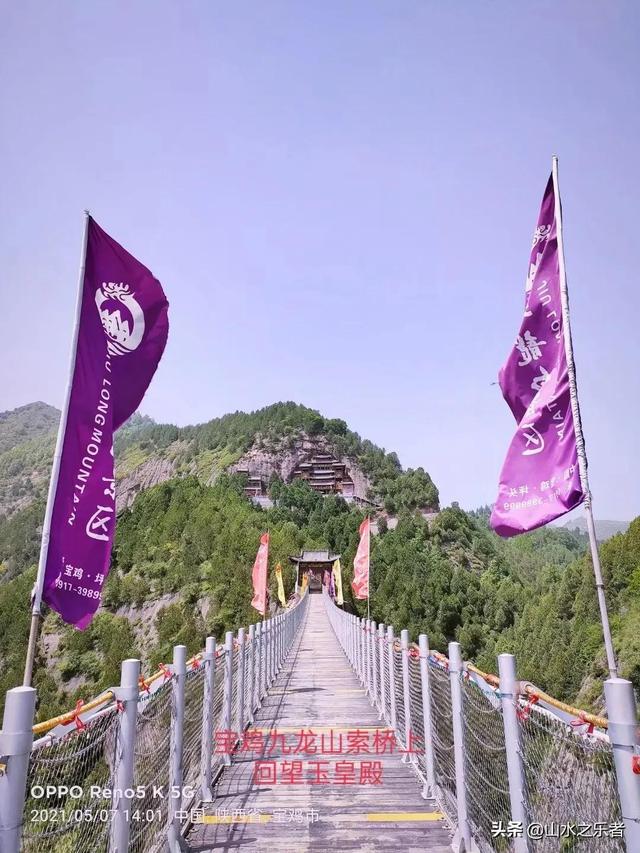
[351,517,370,600]
[251,533,269,616]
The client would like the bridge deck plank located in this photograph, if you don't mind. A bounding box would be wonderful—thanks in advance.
[186,595,453,852]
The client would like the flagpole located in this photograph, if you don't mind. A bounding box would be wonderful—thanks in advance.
[264,530,269,618]
[23,211,91,687]
[552,156,618,680]
[367,517,371,620]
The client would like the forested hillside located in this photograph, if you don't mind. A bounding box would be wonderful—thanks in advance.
[0,401,638,723]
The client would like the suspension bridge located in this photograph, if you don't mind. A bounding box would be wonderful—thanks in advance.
[0,590,638,852]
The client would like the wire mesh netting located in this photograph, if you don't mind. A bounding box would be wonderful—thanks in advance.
[15,594,310,853]
[428,660,457,824]
[22,709,118,853]
[371,628,379,713]
[380,637,389,724]
[252,635,261,709]
[461,676,511,852]
[322,596,627,852]
[235,643,246,732]
[230,646,239,735]
[181,668,205,796]
[260,633,267,698]
[393,647,406,745]
[408,654,427,783]
[211,666,227,779]
[243,641,253,725]
[519,703,624,852]
[129,683,172,853]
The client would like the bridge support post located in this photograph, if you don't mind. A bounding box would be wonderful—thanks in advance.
[109,658,140,853]
[387,626,398,732]
[247,625,255,725]
[0,685,36,853]
[360,618,366,686]
[418,635,436,799]
[605,677,640,852]
[200,637,217,802]
[378,623,387,722]
[400,629,413,764]
[222,632,234,767]
[237,628,246,735]
[449,641,476,853]
[371,621,379,713]
[168,645,188,852]
[498,654,528,852]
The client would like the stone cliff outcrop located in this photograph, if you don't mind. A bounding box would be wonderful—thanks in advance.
[116,457,178,510]
[229,433,373,502]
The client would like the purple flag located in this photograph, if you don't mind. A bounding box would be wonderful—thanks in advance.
[42,217,169,628]
[490,176,584,537]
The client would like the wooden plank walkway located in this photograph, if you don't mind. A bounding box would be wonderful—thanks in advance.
[186,595,453,852]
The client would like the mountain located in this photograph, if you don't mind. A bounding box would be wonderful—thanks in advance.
[561,517,630,541]
[0,400,638,724]
[0,402,59,516]
[0,401,59,454]
[0,401,439,521]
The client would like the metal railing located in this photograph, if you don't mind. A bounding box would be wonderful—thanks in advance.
[323,591,639,853]
[0,591,309,853]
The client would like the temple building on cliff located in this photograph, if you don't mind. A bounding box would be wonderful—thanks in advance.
[231,436,378,509]
[289,451,355,497]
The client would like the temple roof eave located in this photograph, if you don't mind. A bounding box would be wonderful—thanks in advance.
[289,550,341,565]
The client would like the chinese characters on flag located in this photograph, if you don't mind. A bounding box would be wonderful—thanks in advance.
[43,217,169,628]
[490,176,583,537]
[251,533,270,615]
[351,517,370,599]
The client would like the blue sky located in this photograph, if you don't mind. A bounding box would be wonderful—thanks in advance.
[1,1,638,521]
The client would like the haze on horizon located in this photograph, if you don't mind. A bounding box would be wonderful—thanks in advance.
[1,1,638,521]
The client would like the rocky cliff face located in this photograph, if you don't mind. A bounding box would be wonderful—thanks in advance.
[228,433,372,501]
[0,409,374,520]
[116,457,179,510]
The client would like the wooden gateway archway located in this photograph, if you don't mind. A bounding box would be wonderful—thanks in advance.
[290,550,340,593]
